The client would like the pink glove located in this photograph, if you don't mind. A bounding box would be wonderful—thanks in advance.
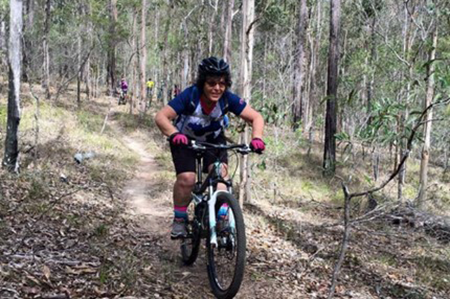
[169,132,189,146]
[250,138,265,153]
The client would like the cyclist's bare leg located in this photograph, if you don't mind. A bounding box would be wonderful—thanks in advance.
[173,172,196,206]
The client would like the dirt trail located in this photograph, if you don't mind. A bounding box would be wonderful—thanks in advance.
[121,135,170,233]
[120,134,184,262]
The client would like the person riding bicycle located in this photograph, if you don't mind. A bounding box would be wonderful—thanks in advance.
[146,78,154,98]
[155,56,265,238]
[120,78,128,96]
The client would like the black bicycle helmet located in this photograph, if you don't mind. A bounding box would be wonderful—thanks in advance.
[198,57,230,76]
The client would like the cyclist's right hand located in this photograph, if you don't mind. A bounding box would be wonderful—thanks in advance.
[169,132,189,146]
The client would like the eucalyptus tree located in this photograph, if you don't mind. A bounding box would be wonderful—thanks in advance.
[42,0,50,100]
[3,0,22,172]
[323,0,341,175]
[107,0,117,96]
[139,0,146,113]
[292,0,307,132]
[418,18,437,206]
[238,0,255,205]
[223,0,234,62]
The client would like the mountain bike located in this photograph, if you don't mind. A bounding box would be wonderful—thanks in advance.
[179,140,253,299]
[118,91,128,105]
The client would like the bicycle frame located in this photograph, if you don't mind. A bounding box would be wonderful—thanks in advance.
[190,142,237,248]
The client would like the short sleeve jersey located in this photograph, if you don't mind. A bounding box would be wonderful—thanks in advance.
[146,81,154,89]
[168,85,247,142]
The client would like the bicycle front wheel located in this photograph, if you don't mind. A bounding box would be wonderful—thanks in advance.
[207,193,246,299]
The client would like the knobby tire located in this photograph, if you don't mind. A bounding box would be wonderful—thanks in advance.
[207,193,246,299]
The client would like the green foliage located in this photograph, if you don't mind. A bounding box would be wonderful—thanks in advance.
[94,223,109,237]
[259,101,285,125]
[361,0,384,18]
[359,98,405,145]
[0,0,8,18]
[0,102,6,129]
[260,3,292,29]
[335,131,351,142]
[256,159,266,171]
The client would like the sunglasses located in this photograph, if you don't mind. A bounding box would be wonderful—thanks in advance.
[205,80,226,88]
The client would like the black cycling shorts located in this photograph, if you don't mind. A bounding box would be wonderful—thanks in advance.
[170,134,228,175]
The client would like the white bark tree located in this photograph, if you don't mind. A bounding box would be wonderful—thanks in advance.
[223,0,234,62]
[140,0,147,113]
[418,18,438,206]
[3,0,23,172]
[238,0,255,206]
[292,0,308,132]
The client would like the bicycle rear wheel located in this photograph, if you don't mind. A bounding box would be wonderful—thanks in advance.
[181,200,201,265]
[207,193,246,299]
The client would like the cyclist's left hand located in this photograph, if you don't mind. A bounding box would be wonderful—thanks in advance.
[250,138,265,154]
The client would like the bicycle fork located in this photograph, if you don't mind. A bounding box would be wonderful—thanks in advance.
[208,189,235,248]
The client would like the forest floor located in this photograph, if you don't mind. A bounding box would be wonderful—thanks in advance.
[1,86,450,298]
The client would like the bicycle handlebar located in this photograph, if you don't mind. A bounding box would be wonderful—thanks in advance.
[189,140,252,155]
[166,137,260,155]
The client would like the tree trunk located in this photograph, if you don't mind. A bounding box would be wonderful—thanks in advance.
[131,9,138,114]
[307,0,322,147]
[161,5,172,106]
[107,0,117,96]
[223,0,234,62]
[398,1,416,201]
[77,3,83,108]
[42,0,51,100]
[418,21,438,206]
[181,19,189,90]
[22,0,34,82]
[207,0,218,56]
[127,10,136,114]
[3,0,23,172]
[323,0,341,176]
[292,0,307,131]
[366,16,376,126]
[238,0,255,206]
[140,0,147,114]
[154,9,160,92]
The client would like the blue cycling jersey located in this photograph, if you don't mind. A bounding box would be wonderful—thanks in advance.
[168,85,246,142]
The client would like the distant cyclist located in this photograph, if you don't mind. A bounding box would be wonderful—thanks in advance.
[146,78,155,99]
[120,78,128,96]
[155,57,266,238]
